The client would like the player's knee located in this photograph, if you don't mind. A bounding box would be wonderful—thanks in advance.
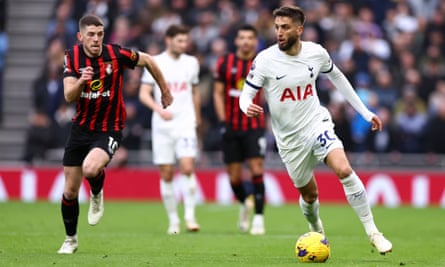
[82,164,101,179]
[335,165,353,179]
[63,190,78,200]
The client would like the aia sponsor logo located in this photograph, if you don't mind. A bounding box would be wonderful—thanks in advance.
[280,84,314,102]
[168,81,188,93]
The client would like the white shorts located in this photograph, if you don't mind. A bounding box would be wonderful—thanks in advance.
[278,118,343,188]
[152,127,198,165]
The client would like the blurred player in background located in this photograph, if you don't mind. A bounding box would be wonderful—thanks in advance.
[213,25,267,235]
[139,24,201,235]
[58,14,172,254]
[240,6,392,254]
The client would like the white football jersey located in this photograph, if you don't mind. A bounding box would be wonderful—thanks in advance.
[141,52,199,129]
[245,42,333,149]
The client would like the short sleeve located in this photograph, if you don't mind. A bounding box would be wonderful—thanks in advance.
[245,53,266,89]
[140,68,155,85]
[63,49,77,78]
[116,45,139,69]
[215,56,225,82]
[191,57,200,85]
[319,46,334,74]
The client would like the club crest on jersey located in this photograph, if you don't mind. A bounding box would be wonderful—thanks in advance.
[130,49,137,61]
[308,66,314,78]
[106,63,112,75]
[280,84,314,102]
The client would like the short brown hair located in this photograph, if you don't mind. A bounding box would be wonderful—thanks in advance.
[165,24,190,38]
[273,6,305,25]
[79,14,104,30]
[237,24,258,37]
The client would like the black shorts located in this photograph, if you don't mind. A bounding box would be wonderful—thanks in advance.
[222,128,266,164]
[63,123,122,166]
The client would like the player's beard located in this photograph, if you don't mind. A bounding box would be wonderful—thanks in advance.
[278,35,297,51]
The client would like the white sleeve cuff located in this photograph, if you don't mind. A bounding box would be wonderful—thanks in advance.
[239,85,259,114]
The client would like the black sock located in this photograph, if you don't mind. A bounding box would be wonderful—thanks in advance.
[230,180,247,203]
[252,174,265,214]
[61,194,79,236]
[87,169,105,195]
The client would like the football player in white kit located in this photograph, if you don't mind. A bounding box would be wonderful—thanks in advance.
[240,6,392,254]
[139,24,201,234]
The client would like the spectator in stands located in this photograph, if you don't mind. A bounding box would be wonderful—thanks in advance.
[425,92,445,154]
[394,94,428,153]
[373,69,398,110]
[365,106,398,154]
[428,79,445,115]
[47,0,78,47]
[82,0,118,42]
[0,0,7,124]
[393,85,427,116]
[350,72,378,152]
[418,49,445,102]
[22,60,73,164]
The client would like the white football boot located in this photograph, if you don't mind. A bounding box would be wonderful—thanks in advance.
[250,214,265,235]
[57,235,78,254]
[167,224,180,235]
[238,195,254,232]
[88,189,104,225]
[370,232,393,255]
[309,219,325,235]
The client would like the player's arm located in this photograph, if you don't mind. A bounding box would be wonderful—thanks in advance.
[139,82,172,121]
[192,84,201,127]
[137,52,173,108]
[325,65,382,131]
[63,66,94,103]
[240,83,263,117]
[213,81,226,122]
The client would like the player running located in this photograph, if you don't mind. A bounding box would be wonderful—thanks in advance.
[58,14,172,254]
[240,5,392,254]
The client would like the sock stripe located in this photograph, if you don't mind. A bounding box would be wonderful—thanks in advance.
[62,195,77,206]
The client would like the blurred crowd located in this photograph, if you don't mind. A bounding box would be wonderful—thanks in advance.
[21,0,445,164]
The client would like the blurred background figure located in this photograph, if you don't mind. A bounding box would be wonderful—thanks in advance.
[22,59,73,165]
[0,0,7,124]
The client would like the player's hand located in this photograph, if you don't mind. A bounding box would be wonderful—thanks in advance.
[158,108,173,121]
[246,103,263,117]
[161,90,173,108]
[371,115,382,131]
[80,66,94,82]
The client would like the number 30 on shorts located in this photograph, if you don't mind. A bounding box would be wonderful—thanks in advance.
[316,130,336,147]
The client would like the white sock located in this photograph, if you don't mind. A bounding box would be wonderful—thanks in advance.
[183,173,197,222]
[160,179,179,225]
[341,171,379,236]
[299,195,321,230]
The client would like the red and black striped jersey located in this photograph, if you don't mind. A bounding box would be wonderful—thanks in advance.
[63,43,139,132]
[215,53,265,131]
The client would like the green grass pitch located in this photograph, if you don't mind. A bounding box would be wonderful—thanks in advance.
[0,201,444,267]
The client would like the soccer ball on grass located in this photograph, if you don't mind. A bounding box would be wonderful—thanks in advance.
[295,232,330,263]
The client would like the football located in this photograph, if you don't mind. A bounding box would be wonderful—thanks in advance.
[295,232,330,263]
